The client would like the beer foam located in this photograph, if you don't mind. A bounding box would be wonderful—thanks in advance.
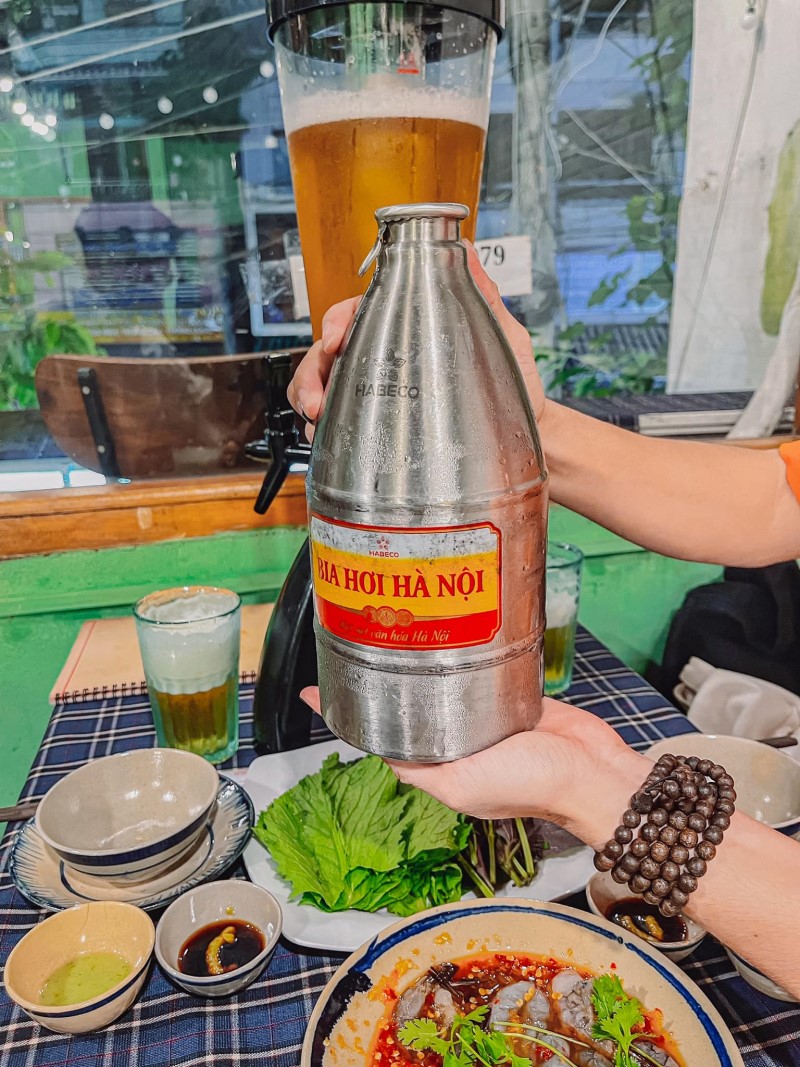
[136,591,240,694]
[138,589,238,625]
[545,587,579,630]
[281,83,489,136]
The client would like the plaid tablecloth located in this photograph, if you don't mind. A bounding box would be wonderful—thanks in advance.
[1,630,798,1067]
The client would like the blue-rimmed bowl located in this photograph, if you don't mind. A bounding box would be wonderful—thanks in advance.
[35,749,219,881]
[301,898,743,1067]
[3,901,154,1034]
[586,869,707,963]
[726,948,799,1003]
[155,881,282,998]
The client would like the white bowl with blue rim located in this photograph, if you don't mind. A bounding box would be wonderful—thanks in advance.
[585,868,707,963]
[647,734,800,836]
[301,897,743,1067]
[725,948,799,1003]
[155,880,282,997]
[35,748,220,882]
[3,901,154,1034]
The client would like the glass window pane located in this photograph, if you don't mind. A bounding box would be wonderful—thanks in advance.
[2,0,790,491]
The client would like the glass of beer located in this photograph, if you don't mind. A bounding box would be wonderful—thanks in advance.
[270,2,499,337]
[544,543,584,697]
[134,586,241,764]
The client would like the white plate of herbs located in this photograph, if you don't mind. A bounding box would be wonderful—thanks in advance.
[241,739,595,953]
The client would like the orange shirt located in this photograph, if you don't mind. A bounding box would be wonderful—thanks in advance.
[779,440,800,501]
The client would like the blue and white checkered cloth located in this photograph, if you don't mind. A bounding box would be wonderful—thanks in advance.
[0,629,797,1066]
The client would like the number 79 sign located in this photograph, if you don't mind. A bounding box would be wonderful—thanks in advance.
[474,235,533,298]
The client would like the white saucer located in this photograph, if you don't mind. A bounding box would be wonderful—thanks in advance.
[10,777,253,912]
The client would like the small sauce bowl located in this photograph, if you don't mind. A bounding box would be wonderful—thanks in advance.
[586,870,706,963]
[4,901,154,1033]
[155,881,281,997]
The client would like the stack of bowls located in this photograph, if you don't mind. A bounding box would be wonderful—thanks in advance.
[5,749,284,1031]
[34,748,220,882]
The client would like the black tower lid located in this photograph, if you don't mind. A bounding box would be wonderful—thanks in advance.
[267,0,504,41]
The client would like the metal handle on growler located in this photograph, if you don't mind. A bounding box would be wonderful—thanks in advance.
[307,204,548,762]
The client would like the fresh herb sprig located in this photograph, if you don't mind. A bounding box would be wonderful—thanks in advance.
[459,818,544,895]
[399,1007,589,1067]
[399,1006,532,1067]
[591,974,653,1067]
[399,973,664,1067]
[253,754,470,916]
[492,1021,588,1066]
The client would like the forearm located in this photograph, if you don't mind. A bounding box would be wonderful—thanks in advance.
[569,751,800,1000]
[684,812,799,991]
[543,400,800,566]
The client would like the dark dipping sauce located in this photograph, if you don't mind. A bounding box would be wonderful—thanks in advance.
[178,919,265,977]
[606,898,688,943]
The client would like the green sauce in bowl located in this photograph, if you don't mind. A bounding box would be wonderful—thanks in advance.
[40,952,133,1007]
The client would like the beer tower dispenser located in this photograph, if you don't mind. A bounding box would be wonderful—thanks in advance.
[250,0,505,754]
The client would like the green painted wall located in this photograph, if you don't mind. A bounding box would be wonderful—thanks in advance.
[145,138,170,203]
[548,508,721,673]
[0,511,720,828]
[0,118,91,200]
[163,136,243,228]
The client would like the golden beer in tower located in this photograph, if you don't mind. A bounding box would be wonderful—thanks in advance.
[286,97,487,337]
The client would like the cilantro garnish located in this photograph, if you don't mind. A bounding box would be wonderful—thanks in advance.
[590,974,653,1067]
[399,1006,531,1067]
[397,973,659,1067]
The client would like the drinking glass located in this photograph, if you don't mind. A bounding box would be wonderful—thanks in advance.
[134,586,241,763]
[544,543,584,696]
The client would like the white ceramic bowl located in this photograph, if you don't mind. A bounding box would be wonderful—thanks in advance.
[586,869,706,963]
[725,948,799,1003]
[302,898,743,1067]
[646,734,800,835]
[35,749,220,881]
[648,734,800,832]
[4,901,154,1034]
[155,880,282,997]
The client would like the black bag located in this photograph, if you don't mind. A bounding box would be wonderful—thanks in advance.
[654,563,800,700]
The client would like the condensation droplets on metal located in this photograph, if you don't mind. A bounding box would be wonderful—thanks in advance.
[307,203,548,762]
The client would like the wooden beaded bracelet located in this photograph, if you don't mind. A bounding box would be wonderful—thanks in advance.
[593,753,736,917]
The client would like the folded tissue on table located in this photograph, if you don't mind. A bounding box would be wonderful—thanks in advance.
[674,657,800,760]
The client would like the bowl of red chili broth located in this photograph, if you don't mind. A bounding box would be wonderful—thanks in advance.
[302,898,742,1067]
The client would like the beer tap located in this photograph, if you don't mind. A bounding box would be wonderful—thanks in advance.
[246,352,311,514]
[247,352,317,754]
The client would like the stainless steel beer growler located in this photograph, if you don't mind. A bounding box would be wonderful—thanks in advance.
[307,203,548,762]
